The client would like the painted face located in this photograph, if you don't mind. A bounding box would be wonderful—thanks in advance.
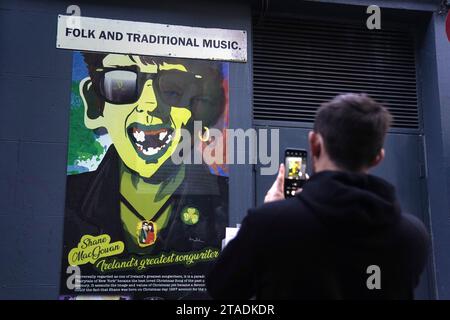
[82,54,195,178]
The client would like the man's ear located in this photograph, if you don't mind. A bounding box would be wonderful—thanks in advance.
[308,131,321,159]
[79,77,104,129]
[370,148,385,169]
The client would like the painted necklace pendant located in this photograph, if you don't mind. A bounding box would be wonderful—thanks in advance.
[137,220,157,247]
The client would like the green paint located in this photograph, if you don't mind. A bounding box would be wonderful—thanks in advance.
[67,81,105,174]
[181,207,200,225]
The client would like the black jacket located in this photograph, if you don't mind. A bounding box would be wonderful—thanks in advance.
[206,171,430,300]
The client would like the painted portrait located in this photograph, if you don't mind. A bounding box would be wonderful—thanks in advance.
[60,51,229,299]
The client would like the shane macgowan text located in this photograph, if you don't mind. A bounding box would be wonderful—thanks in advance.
[67,234,219,272]
[94,247,220,272]
[68,234,124,266]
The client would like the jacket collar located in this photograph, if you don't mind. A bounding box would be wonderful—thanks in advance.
[79,146,122,237]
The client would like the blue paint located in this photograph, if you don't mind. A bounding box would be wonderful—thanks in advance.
[221,62,229,79]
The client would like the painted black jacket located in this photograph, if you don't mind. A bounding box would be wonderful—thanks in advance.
[60,145,228,299]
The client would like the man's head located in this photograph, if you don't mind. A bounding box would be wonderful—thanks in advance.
[309,93,392,173]
[80,53,225,179]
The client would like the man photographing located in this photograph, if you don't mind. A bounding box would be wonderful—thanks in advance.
[206,93,430,299]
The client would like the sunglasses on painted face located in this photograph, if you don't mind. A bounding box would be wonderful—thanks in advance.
[98,68,204,106]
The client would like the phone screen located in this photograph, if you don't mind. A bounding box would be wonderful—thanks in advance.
[284,149,308,197]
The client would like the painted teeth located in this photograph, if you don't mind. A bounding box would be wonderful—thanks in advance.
[159,131,168,141]
[133,130,145,142]
[133,129,169,143]
[134,132,173,156]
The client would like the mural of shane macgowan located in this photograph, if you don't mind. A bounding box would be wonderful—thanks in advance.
[62,53,229,298]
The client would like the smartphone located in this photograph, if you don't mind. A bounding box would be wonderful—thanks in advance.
[284,149,308,198]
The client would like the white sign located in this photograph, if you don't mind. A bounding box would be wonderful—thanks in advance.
[56,15,247,62]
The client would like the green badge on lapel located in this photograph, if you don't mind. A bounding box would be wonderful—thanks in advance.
[181,207,200,225]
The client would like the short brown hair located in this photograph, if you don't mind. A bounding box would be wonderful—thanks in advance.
[313,93,392,171]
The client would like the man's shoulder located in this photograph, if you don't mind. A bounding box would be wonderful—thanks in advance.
[388,213,430,278]
[251,197,299,214]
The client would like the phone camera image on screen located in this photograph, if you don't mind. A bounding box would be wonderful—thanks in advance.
[284,149,308,198]
[286,156,305,179]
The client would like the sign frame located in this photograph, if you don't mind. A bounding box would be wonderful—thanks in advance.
[56,15,247,62]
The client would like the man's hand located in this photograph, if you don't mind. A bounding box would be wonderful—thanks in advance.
[264,164,285,203]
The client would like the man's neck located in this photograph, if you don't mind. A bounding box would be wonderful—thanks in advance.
[314,157,341,173]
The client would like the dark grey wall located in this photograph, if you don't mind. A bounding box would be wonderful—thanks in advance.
[0,0,71,299]
[0,0,253,299]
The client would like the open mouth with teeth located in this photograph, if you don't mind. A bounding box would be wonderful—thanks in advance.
[127,123,174,162]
